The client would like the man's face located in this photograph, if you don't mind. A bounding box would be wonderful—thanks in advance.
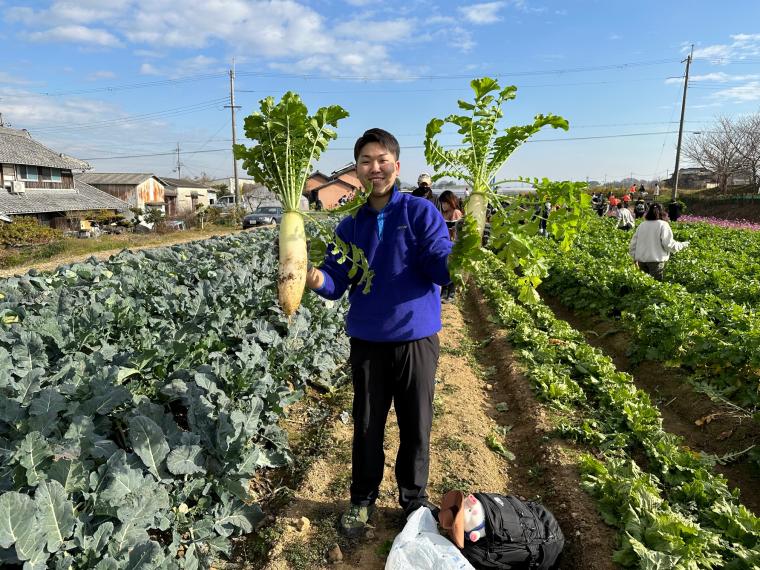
[356,142,400,198]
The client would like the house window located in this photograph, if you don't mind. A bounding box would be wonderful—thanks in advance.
[38,167,62,182]
[17,165,39,181]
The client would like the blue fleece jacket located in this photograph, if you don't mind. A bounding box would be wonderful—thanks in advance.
[314,186,452,342]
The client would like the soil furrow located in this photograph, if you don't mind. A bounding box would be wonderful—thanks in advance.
[258,295,611,569]
[463,288,619,570]
[542,295,760,515]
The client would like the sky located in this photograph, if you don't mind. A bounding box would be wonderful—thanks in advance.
[2,0,760,186]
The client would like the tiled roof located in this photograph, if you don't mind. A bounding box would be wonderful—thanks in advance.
[77,172,158,185]
[0,127,90,170]
[158,177,210,189]
[0,179,129,215]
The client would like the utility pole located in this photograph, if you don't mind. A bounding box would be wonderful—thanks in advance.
[672,45,693,201]
[224,60,242,209]
[174,143,182,179]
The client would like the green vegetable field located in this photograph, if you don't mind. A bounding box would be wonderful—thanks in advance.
[2,214,758,569]
[1,79,758,569]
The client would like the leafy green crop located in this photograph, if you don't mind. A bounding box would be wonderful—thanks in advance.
[424,77,590,303]
[472,250,760,568]
[538,216,760,410]
[0,229,349,568]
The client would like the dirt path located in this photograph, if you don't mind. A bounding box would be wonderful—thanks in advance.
[543,295,760,515]
[0,227,248,278]
[261,296,618,569]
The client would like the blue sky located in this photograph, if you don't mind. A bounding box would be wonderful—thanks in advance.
[2,0,760,185]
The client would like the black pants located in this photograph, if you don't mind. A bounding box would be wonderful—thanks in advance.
[349,334,439,509]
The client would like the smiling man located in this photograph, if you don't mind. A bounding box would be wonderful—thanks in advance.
[305,128,452,537]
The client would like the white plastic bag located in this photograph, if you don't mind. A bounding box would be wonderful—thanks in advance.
[385,507,475,570]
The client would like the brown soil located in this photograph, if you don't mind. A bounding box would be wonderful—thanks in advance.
[260,294,619,569]
[0,226,248,278]
[543,295,760,514]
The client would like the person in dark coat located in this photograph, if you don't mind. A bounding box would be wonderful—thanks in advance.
[667,200,682,222]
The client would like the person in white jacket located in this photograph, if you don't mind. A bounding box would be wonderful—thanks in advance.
[616,202,635,230]
[628,202,689,281]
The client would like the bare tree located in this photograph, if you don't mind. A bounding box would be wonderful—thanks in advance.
[683,116,743,193]
[731,114,760,193]
[242,183,278,211]
[192,171,214,186]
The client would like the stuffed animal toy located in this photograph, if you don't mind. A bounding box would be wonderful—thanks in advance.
[463,493,486,543]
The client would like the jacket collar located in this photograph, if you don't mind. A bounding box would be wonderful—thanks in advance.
[363,183,400,216]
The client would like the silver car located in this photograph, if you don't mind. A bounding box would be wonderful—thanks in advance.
[243,206,283,228]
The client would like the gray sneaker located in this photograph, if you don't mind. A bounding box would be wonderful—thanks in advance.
[339,503,375,538]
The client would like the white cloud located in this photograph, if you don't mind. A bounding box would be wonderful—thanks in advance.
[690,33,760,63]
[609,33,621,40]
[428,15,457,25]
[344,0,373,5]
[334,18,414,42]
[7,0,424,79]
[0,71,31,85]
[447,26,475,52]
[87,70,116,80]
[459,2,506,24]
[665,72,760,84]
[711,81,760,102]
[28,25,122,47]
[133,49,164,58]
[140,63,161,75]
[0,87,119,128]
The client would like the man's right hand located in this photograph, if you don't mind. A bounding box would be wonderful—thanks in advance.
[306,266,325,290]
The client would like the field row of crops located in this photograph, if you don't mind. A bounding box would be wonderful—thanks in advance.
[472,251,760,569]
[0,230,348,569]
[536,216,760,413]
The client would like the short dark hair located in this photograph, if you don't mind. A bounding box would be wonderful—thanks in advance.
[353,128,400,161]
[645,202,663,221]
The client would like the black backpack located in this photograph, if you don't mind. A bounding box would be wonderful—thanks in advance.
[461,494,564,570]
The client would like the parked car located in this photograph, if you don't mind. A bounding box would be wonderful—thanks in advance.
[243,206,283,228]
[214,195,237,210]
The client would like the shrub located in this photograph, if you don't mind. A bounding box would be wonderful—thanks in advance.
[0,216,61,246]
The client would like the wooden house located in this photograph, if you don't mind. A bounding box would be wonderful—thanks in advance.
[0,127,128,226]
[76,172,166,212]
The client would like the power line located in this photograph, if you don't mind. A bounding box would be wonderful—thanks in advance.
[34,57,681,98]
[237,76,673,94]
[235,57,680,82]
[39,73,228,96]
[29,98,229,134]
[81,130,700,161]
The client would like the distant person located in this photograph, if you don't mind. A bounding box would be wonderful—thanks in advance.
[654,182,661,198]
[629,202,689,281]
[638,183,646,196]
[617,203,634,230]
[534,197,551,236]
[667,200,682,222]
[412,173,434,201]
[438,190,462,303]
[622,193,631,204]
[634,198,647,219]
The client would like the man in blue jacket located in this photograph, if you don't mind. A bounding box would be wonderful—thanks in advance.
[306,128,452,537]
